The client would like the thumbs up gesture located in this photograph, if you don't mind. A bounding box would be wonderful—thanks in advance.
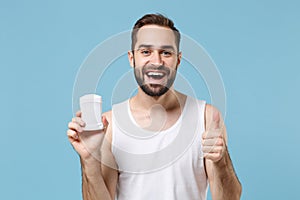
[202,106,227,163]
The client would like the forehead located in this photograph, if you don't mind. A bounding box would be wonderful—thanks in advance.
[135,25,177,50]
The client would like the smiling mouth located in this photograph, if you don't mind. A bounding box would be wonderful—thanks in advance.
[145,71,166,79]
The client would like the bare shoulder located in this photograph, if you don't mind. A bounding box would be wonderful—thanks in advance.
[100,110,117,169]
[102,110,113,144]
[102,110,112,123]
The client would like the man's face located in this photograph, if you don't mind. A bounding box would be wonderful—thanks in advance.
[129,25,181,97]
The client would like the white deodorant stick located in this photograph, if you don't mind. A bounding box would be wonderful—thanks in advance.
[79,94,103,131]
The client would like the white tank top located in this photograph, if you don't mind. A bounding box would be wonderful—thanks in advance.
[111,96,208,200]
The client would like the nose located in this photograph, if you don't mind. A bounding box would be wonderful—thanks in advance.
[150,50,163,66]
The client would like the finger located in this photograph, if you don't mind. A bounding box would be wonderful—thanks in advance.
[203,152,222,162]
[76,111,82,117]
[202,138,224,146]
[202,130,223,139]
[202,146,223,154]
[72,117,86,127]
[68,122,83,133]
[67,129,79,140]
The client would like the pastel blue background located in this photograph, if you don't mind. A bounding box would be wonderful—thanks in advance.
[1,0,299,199]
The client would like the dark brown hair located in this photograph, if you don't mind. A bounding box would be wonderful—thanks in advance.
[131,14,181,52]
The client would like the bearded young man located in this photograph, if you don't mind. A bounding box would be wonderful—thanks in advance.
[67,14,242,200]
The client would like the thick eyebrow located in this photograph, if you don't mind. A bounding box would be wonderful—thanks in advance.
[137,44,176,51]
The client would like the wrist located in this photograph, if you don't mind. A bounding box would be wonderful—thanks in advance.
[80,157,102,176]
[80,155,100,165]
[213,149,229,168]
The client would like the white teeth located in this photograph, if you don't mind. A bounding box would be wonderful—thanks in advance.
[147,72,164,76]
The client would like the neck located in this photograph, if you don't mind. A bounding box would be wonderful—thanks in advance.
[130,87,186,111]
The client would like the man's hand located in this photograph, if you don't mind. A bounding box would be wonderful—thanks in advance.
[67,111,108,162]
[202,110,226,163]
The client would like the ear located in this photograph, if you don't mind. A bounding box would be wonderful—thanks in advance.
[128,51,134,68]
[176,52,182,68]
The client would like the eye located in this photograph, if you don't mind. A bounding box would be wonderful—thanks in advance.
[161,50,173,57]
[140,49,152,56]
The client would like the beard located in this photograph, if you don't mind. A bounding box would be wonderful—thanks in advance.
[134,64,177,97]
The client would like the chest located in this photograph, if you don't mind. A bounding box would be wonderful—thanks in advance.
[130,106,182,131]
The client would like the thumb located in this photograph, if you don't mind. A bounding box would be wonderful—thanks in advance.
[210,110,221,130]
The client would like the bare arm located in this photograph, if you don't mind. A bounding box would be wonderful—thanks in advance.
[67,111,118,200]
[81,157,113,200]
[203,105,242,200]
